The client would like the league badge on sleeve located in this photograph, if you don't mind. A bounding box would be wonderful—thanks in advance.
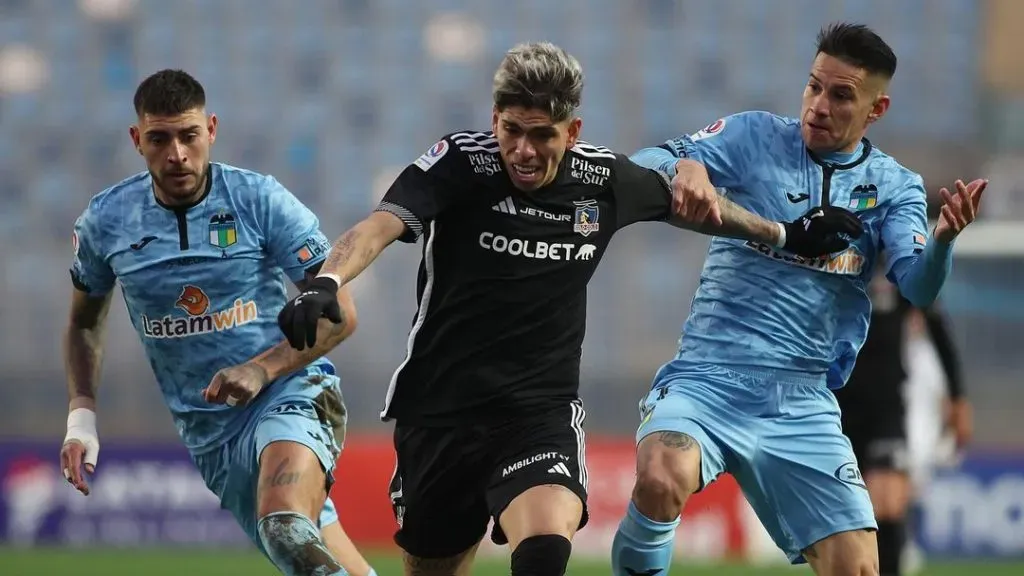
[572,200,600,237]
[691,118,726,141]
[414,139,449,172]
[209,213,237,248]
[294,235,331,265]
[912,232,927,254]
[71,230,79,256]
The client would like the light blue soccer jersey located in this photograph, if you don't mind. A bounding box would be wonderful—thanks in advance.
[70,163,334,453]
[633,111,933,389]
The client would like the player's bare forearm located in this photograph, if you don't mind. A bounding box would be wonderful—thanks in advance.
[64,290,113,412]
[320,211,405,285]
[671,194,781,244]
[253,289,358,381]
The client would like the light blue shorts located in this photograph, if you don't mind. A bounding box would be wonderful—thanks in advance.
[636,362,875,564]
[192,371,347,554]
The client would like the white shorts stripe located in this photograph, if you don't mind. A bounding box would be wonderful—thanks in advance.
[569,399,588,490]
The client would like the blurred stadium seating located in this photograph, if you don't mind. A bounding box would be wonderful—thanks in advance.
[1,0,1022,572]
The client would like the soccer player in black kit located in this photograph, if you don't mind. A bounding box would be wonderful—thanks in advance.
[834,265,972,576]
[276,42,863,576]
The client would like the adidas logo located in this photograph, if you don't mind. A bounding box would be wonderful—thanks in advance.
[547,462,572,477]
[491,196,517,215]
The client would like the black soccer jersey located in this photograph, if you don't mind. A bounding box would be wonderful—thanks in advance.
[375,130,674,425]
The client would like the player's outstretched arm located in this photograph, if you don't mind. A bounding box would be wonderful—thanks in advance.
[204,281,359,406]
[255,283,357,381]
[61,287,113,495]
[319,211,406,286]
[276,211,406,351]
[887,178,986,308]
[615,154,861,258]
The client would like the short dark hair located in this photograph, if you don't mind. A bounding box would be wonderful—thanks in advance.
[493,42,584,123]
[816,22,897,79]
[133,69,206,117]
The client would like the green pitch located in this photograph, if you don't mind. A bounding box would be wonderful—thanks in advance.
[1,548,1022,576]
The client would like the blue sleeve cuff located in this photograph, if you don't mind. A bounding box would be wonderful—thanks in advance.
[893,237,954,307]
[630,147,680,178]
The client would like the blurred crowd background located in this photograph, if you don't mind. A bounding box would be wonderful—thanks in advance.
[2,0,1020,446]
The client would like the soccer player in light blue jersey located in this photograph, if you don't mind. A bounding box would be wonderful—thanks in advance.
[611,23,986,576]
[59,70,376,576]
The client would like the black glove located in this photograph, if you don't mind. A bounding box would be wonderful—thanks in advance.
[277,276,343,351]
[781,206,864,258]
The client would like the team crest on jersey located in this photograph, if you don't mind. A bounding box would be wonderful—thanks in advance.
[414,139,449,172]
[572,200,600,237]
[691,118,726,141]
[209,213,237,248]
[140,284,259,339]
[848,184,878,210]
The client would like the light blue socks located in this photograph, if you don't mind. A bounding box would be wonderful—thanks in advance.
[611,501,681,576]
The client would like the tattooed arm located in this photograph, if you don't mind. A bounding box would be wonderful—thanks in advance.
[668,191,781,245]
[611,154,781,245]
[317,211,407,286]
[249,276,359,382]
[64,289,114,412]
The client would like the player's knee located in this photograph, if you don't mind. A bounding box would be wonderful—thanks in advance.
[633,434,701,521]
[839,556,879,576]
[510,534,571,576]
[257,511,344,575]
[809,533,879,576]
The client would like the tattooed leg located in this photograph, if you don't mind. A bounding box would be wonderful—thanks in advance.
[611,430,705,576]
[256,441,348,575]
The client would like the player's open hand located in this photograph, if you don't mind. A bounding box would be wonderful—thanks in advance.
[277,276,343,350]
[203,362,270,407]
[670,160,724,227]
[934,178,986,244]
[782,206,864,258]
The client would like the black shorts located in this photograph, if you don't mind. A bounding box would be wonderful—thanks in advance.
[834,381,908,473]
[387,399,590,558]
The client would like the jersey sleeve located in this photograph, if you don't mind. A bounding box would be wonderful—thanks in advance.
[610,154,673,229]
[375,135,468,243]
[69,205,116,297]
[653,111,769,189]
[259,175,332,283]
[880,175,930,280]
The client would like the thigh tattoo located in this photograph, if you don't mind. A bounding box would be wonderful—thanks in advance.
[656,431,697,451]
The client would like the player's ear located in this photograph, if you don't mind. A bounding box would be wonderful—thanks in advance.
[564,117,582,149]
[866,94,890,126]
[129,124,142,154]
[207,113,218,144]
[491,106,501,134]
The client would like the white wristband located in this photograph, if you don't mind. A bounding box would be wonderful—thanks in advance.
[64,407,100,468]
[774,222,787,249]
[316,273,342,287]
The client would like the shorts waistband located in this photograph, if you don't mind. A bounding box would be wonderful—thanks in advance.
[720,365,828,387]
